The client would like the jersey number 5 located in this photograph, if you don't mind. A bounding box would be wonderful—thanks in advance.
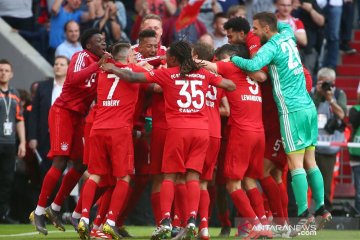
[176,80,204,109]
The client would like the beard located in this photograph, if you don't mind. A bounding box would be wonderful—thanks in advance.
[260,35,268,45]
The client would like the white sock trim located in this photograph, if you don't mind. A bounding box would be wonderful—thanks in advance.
[35,206,45,215]
[51,203,61,211]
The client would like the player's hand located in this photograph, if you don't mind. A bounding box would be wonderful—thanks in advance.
[98,52,112,66]
[28,139,38,150]
[222,58,230,62]
[18,142,26,158]
[101,62,115,72]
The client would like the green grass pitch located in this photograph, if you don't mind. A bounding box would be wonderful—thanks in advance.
[0,225,359,239]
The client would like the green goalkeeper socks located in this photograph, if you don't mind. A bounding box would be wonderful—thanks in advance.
[307,166,325,211]
[291,168,308,216]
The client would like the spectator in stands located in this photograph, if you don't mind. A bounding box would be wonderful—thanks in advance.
[292,0,325,77]
[0,0,34,31]
[340,0,357,54]
[198,33,215,49]
[55,20,82,60]
[218,0,241,13]
[28,56,69,178]
[211,12,228,49]
[198,0,223,32]
[135,0,177,24]
[244,0,276,26]
[349,83,360,213]
[321,0,343,69]
[49,0,95,62]
[226,4,246,19]
[92,0,128,46]
[276,0,307,47]
[0,59,26,224]
[310,67,347,210]
[115,0,127,31]
[162,0,207,46]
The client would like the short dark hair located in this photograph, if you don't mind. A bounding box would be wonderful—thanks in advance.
[0,59,12,70]
[192,42,214,61]
[213,12,227,24]
[223,17,250,34]
[215,44,249,60]
[111,41,131,56]
[55,55,70,64]
[138,29,157,43]
[80,28,102,49]
[253,12,277,32]
[64,20,79,32]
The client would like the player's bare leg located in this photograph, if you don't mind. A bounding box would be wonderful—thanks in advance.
[304,147,332,230]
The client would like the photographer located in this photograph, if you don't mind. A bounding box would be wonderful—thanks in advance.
[311,67,347,210]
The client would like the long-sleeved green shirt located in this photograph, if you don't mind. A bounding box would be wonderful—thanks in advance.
[231,22,314,115]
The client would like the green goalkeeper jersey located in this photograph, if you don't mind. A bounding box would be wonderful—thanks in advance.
[231,22,314,115]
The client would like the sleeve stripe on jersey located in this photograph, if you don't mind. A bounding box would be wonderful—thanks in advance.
[74,52,86,72]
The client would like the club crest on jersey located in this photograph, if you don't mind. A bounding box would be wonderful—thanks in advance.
[60,142,69,151]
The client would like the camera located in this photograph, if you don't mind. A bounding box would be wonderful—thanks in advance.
[321,81,333,92]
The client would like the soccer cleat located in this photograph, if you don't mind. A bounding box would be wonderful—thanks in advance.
[90,229,113,239]
[151,217,172,240]
[218,226,231,237]
[235,222,251,238]
[243,224,272,240]
[315,207,332,231]
[171,226,182,238]
[45,206,65,231]
[197,228,210,240]
[70,215,80,232]
[31,211,48,235]
[290,210,315,238]
[118,225,133,238]
[78,219,90,239]
[103,223,123,240]
[181,216,197,240]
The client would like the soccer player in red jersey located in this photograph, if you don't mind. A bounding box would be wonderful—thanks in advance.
[100,40,235,239]
[30,28,107,235]
[77,58,145,239]
[199,44,273,239]
[192,42,230,240]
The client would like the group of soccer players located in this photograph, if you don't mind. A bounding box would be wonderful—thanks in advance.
[29,11,332,240]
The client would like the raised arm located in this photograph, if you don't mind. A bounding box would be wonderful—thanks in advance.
[102,63,147,83]
[231,43,276,72]
[216,78,236,92]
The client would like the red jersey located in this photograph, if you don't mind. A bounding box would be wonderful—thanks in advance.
[132,43,167,129]
[144,67,222,129]
[261,80,279,133]
[54,50,99,116]
[206,86,224,138]
[245,31,261,56]
[217,61,263,132]
[92,63,144,130]
[85,104,97,124]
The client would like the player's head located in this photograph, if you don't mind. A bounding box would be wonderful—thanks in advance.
[141,14,163,44]
[167,41,201,76]
[223,17,250,45]
[192,42,214,61]
[0,59,13,85]
[227,5,246,19]
[276,0,292,19]
[138,29,158,58]
[253,12,278,45]
[110,41,131,63]
[213,12,228,37]
[80,28,106,58]
[64,20,80,44]
[54,56,69,78]
[214,44,249,60]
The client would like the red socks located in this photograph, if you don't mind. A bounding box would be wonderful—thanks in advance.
[81,179,98,219]
[247,188,268,225]
[186,180,200,219]
[160,180,175,219]
[174,183,188,227]
[199,190,210,230]
[53,168,83,207]
[93,187,113,227]
[107,180,130,222]
[37,167,62,207]
[278,182,289,219]
[260,176,286,225]
[151,192,161,226]
[230,189,258,225]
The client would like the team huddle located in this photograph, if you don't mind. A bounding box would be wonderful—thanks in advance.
[29,12,331,240]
